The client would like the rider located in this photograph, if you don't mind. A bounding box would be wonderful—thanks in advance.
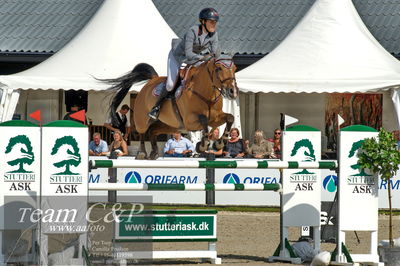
[148,7,221,120]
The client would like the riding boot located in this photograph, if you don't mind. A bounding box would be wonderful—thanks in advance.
[148,88,169,120]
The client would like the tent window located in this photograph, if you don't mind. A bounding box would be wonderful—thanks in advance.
[64,90,88,112]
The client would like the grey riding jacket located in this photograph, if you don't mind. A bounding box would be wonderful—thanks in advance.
[172,25,221,65]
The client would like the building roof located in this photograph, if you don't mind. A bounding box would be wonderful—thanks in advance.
[153,0,314,55]
[0,0,104,53]
[1,0,400,56]
[154,0,400,56]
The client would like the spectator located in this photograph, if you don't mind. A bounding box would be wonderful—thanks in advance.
[104,104,131,141]
[247,130,274,159]
[63,104,86,124]
[109,130,128,157]
[164,130,195,157]
[197,128,223,157]
[268,128,282,159]
[223,128,246,158]
[89,132,109,156]
[393,130,400,150]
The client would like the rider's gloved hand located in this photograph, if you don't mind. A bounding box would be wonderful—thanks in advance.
[201,54,213,61]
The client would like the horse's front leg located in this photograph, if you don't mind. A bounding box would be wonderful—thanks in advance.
[136,134,147,160]
[147,125,160,160]
[211,113,234,150]
[149,134,159,160]
[196,114,210,153]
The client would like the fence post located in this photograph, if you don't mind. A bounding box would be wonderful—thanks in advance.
[205,153,215,205]
[108,151,118,203]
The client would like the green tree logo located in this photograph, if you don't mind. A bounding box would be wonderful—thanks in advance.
[5,135,35,173]
[290,139,316,174]
[348,140,371,176]
[51,136,81,175]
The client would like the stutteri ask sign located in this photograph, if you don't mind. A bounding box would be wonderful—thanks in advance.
[41,120,88,196]
[115,210,217,241]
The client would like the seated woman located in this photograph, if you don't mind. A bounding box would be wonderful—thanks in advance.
[247,130,274,159]
[109,130,128,157]
[223,128,246,158]
[267,128,282,159]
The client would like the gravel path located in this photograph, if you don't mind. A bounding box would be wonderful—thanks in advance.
[86,211,400,265]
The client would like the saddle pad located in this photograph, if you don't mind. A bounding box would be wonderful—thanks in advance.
[152,81,184,99]
[152,82,166,97]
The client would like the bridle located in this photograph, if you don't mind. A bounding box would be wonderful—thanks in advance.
[189,59,236,108]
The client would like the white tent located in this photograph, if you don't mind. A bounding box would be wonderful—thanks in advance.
[236,0,400,128]
[0,0,242,134]
[236,0,400,94]
[0,0,177,121]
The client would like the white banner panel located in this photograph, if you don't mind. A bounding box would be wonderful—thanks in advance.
[41,121,88,235]
[0,120,41,229]
[339,125,378,231]
[282,125,321,227]
[41,121,88,196]
[215,167,280,205]
[89,159,400,208]
[89,157,206,204]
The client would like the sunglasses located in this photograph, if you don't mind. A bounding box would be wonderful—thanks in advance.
[274,132,281,135]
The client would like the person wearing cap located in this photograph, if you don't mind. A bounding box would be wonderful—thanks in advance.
[104,104,131,141]
[148,7,221,120]
[164,130,195,157]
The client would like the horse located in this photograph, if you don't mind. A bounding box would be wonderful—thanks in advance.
[105,57,238,159]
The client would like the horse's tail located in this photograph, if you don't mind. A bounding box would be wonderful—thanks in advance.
[101,63,158,126]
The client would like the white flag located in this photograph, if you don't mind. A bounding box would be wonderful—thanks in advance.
[285,114,299,127]
[338,114,345,129]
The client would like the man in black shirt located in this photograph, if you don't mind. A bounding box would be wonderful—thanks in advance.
[104,104,131,141]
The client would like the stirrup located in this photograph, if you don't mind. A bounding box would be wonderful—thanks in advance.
[148,107,159,120]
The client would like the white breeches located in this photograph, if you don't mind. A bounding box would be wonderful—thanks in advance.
[166,51,180,91]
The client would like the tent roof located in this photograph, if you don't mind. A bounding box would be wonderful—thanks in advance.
[0,0,177,91]
[236,0,400,93]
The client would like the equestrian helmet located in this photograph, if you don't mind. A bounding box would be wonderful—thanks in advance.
[199,8,219,22]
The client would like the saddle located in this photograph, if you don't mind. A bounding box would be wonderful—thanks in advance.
[153,65,195,99]
[151,65,196,129]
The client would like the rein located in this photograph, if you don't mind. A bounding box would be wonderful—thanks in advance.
[187,61,223,109]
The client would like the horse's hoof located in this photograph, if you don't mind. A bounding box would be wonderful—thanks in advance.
[215,139,225,150]
[149,152,159,160]
[136,152,147,160]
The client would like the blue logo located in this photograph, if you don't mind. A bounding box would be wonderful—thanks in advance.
[223,173,240,184]
[125,171,142,183]
[323,175,337,192]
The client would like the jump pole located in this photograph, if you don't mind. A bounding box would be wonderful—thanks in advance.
[89,159,337,170]
[89,183,281,191]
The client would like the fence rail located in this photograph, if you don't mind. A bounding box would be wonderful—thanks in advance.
[89,183,281,191]
[89,159,338,170]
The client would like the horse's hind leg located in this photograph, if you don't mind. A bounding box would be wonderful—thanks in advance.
[136,134,147,160]
[147,122,177,160]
